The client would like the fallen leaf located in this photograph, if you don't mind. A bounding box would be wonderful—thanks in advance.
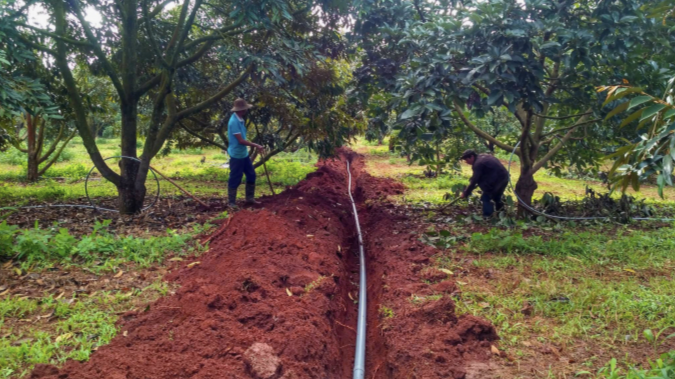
[169,257,183,262]
[123,331,128,337]
[55,333,73,343]
[2,261,12,269]
[36,279,45,286]
[479,302,490,308]
[567,256,582,263]
[491,345,501,356]
[187,262,201,268]
[55,292,65,300]
[286,288,293,296]
[13,268,22,276]
[0,289,10,297]
[307,235,314,238]
[337,245,341,252]
[348,292,354,301]
[457,281,468,285]
[522,341,532,347]
[624,268,636,273]
[114,271,124,278]
[439,268,453,275]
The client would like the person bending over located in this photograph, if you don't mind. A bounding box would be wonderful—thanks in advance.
[459,149,509,217]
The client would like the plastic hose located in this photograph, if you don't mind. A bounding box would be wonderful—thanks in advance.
[346,160,367,379]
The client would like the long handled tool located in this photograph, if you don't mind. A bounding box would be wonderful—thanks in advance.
[252,123,275,195]
[436,196,464,212]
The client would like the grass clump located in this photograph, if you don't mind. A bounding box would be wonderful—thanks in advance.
[0,220,203,271]
[584,351,675,378]
[0,283,172,378]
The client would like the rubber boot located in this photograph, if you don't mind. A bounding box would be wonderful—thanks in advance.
[245,182,261,205]
[228,187,238,209]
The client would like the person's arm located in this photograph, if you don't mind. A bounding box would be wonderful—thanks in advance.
[461,165,481,198]
[230,119,264,153]
[234,133,264,153]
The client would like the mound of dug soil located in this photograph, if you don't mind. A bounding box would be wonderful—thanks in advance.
[30,149,497,379]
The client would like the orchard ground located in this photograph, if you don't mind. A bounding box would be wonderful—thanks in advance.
[0,138,674,378]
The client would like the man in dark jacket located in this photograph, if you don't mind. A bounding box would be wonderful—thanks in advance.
[459,149,509,217]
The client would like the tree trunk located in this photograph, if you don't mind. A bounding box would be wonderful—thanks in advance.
[118,179,147,215]
[26,114,39,182]
[118,101,146,214]
[515,163,537,216]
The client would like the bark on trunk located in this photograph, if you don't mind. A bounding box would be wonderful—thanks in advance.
[118,102,146,214]
[26,114,39,182]
[515,164,538,216]
[118,179,147,215]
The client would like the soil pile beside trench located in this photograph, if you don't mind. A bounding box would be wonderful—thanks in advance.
[29,149,498,379]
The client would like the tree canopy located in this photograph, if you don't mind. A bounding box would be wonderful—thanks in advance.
[3,0,354,213]
[349,0,675,206]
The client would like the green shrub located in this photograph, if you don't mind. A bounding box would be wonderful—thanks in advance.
[0,148,25,166]
[265,160,316,186]
[101,126,116,139]
[43,163,89,179]
[54,148,74,163]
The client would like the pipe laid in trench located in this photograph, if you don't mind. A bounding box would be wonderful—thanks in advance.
[346,160,367,379]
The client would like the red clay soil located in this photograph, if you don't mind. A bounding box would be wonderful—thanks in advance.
[29,148,497,379]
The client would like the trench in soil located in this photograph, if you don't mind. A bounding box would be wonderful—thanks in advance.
[29,149,496,379]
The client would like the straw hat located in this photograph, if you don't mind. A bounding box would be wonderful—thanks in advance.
[231,98,254,112]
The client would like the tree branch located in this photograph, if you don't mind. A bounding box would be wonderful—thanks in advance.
[453,100,517,153]
[170,0,203,66]
[17,23,93,48]
[179,121,228,150]
[17,35,57,56]
[539,118,600,140]
[141,0,171,69]
[38,130,76,170]
[68,1,126,100]
[174,65,253,121]
[534,111,592,120]
[53,1,120,186]
[532,113,593,172]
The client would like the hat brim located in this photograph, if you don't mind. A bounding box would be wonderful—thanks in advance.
[231,104,254,112]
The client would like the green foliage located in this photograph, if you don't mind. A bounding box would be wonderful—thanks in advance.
[0,220,197,270]
[601,78,675,198]
[0,148,24,165]
[584,351,675,378]
[350,0,675,204]
[42,163,89,179]
[265,159,317,186]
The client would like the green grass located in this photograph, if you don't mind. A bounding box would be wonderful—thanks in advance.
[0,219,208,271]
[420,224,675,376]
[0,216,202,377]
[0,281,174,378]
[0,138,318,206]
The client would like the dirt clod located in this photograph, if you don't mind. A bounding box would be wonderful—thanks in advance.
[244,343,281,379]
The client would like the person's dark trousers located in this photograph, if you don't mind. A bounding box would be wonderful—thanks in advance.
[480,182,507,217]
[228,157,256,205]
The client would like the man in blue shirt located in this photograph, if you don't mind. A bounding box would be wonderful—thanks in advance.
[227,98,264,208]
